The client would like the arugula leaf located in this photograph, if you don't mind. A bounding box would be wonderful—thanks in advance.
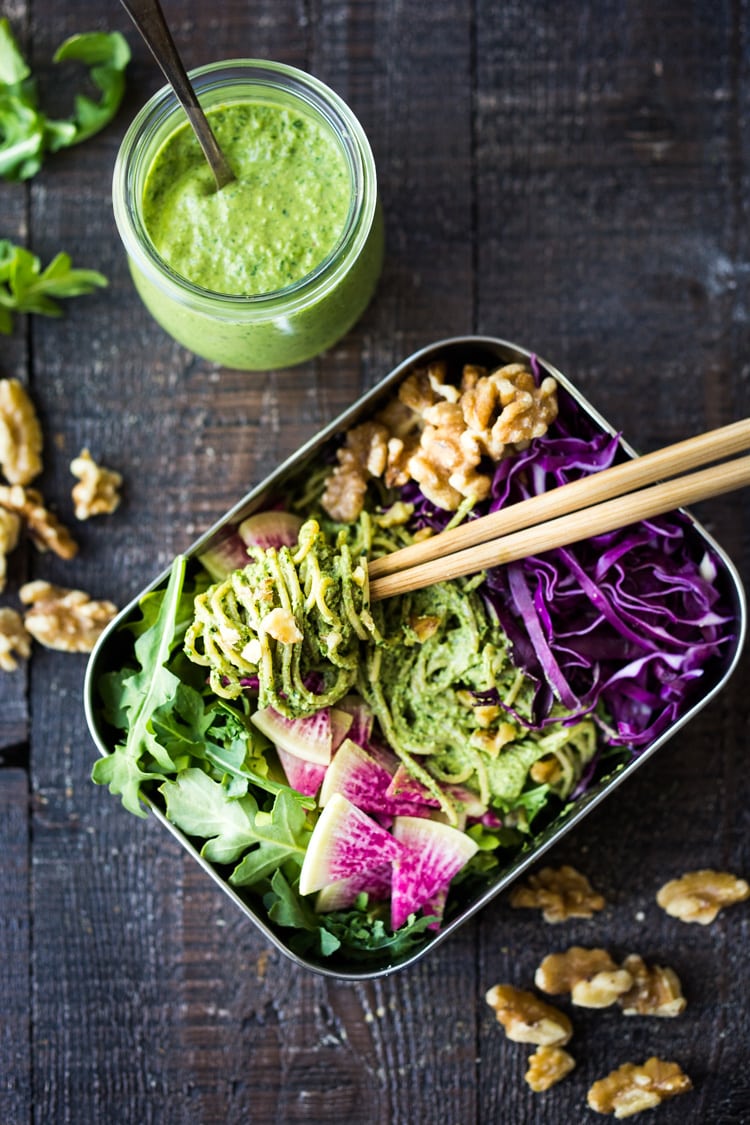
[91,557,192,816]
[52,32,130,146]
[0,239,107,334]
[160,768,312,873]
[0,19,130,180]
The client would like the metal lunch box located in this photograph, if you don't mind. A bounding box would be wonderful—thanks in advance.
[84,335,747,979]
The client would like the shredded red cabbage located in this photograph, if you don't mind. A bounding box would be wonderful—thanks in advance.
[401,382,734,750]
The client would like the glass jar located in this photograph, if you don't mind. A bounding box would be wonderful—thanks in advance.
[112,60,383,370]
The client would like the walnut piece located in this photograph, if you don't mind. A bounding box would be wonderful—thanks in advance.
[320,361,559,520]
[525,1045,576,1093]
[617,954,686,1017]
[260,607,303,644]
[320,421,390,523]
[587,1057,692,1118]
[0,484,78,559]
[535,946,633,1008]
[485,983,572,1046]
[0,378,43,485]
[20,580,117,653]
[656,869,749,924]
[0,607,31,671]
[0,507,21,592]
[70,448,122,520]
[509,864,606,923]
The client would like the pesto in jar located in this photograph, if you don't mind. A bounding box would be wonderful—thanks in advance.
[141,100,352,295]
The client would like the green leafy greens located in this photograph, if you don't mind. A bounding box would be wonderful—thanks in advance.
[0,238,108,334]
[0,19,130,181]
[93,557,436,961]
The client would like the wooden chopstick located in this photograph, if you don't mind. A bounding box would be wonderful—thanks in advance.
[368,423,750,602]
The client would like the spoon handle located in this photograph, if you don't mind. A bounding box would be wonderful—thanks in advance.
[120,0,235,189]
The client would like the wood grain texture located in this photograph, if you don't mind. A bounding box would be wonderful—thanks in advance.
[1,0,749,1122]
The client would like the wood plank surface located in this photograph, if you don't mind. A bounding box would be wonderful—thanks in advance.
[1,0,749,1122]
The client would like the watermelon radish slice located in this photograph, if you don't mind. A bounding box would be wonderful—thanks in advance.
[299,794,404,896]
[197,526,251,580]
[386,764,488,818]
[330,708,353,751]
[421,885,449,931]
[275,746,327,797]
[335,695,375,747]
[389,816,479,931]
[319,738,432,817]
[238,509,303,552]
[251,704,332,766]
[314,862,392,913]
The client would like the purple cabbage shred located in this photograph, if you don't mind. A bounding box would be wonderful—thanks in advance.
[402,387,734,750]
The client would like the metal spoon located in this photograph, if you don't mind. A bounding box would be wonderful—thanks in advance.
[119,0,235,190]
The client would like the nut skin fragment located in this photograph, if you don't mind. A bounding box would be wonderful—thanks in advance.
[617,954,686,1017]
[70,448,122,520]
[19,580,117,653]
[0,484,78,559]
[509,864,606,923]
[485,983,573,1046]
[656,869,750,924]
[0,607,31,671]
[525,1045,576,1093]
[0,378,43,485]
[0,507,21,592]
[587,1057,692,1118]
[535,947,634,1009]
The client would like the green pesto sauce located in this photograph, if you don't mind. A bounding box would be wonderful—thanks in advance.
[142,101,351,296]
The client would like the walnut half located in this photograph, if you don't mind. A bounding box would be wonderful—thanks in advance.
[587,1057,692,1118]
[617,954,686,1018]
[535,946,633,1009]
[0,607,31,672]
[70,448,122,520]
[0,484,78,559]
[20,580,117,653]
[485,983,572,1046]
[525,1045,576,1093]
[656,869,749,924]
[0,507,21,593]
[509,864,606,923]
[0,377,43,486]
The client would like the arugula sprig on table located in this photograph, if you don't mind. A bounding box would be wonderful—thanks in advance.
[0,19,130,180]
[0,238,107,333]
[93,557,437,960]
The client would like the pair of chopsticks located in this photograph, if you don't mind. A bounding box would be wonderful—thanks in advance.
[368,418,750,601]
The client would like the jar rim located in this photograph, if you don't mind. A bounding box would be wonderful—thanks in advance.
[112,59,378,316]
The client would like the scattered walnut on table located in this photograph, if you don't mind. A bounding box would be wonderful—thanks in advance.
[19,580,117,653]
[0,606,31,671]
[656,869,750,925]
[0,507,21,592]
[70,448,122,520]
[617,954,686,1018]
[485,983,573,1046]
[509,864,606,923]
[525,1044,576,1093]
[587,1057,692,1118]
[0,377,43,486]
[535,946,633,1009]
[0,484,78,559]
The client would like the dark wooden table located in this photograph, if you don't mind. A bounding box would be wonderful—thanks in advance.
[2,2,749,1122]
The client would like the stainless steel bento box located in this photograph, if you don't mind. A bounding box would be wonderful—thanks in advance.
[84,335,747,979]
